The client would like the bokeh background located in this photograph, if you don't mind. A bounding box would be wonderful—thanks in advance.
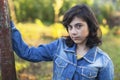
[4,0,120,80]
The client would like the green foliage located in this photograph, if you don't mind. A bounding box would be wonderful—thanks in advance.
[12,0,119,27]
[13,0,54,23]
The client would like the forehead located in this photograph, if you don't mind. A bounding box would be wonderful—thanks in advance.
[69,17,86,25]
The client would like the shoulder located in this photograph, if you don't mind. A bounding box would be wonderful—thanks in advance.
[97,47,111,60]
[96,47,113,65]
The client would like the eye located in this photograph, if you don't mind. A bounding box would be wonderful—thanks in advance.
[67,25,72,30]
[75,23,82,29]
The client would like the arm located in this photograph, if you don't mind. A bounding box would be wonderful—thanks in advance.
[10,21,59,62]
[98,59,114,80]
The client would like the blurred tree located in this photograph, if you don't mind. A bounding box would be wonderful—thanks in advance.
[53,0,63,22]
[92,0,116,26]
[112,0,120,11]
[8,0,17,22]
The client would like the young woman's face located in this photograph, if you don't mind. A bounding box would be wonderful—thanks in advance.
[68,17,89,45]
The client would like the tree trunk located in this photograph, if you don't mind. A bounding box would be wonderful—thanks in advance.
[0,0,17,80]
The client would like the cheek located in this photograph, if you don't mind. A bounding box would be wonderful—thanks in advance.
[68,30,72,35]
[80,28,89,37]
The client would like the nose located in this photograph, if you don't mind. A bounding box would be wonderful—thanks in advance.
[70,27,77,35]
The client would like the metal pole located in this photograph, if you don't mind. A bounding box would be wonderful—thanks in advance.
[0,0,17,80]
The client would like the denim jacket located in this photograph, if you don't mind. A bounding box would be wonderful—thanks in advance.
[11,22,114,80]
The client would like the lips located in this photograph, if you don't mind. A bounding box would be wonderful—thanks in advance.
[72,37,80,40]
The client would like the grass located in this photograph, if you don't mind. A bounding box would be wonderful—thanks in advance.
[100,34,120,80]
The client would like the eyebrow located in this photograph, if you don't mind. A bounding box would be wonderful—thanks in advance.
[68,22,83,27]
[67,24,72,27]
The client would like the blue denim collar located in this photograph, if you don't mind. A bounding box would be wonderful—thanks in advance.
[64,44,76,53]
[64,43,98,63]
[83,46,98,63]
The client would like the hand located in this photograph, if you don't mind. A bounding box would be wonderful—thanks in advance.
[10,21,16,29]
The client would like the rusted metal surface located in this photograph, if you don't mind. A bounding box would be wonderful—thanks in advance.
[0,0,17,80]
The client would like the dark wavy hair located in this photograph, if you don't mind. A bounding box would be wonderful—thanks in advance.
[62,4,102,48]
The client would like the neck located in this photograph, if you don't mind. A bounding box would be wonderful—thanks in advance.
[77,43,87,50]
[76,44,89,56]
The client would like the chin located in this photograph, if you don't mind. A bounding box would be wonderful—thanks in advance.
[74,40,85,45]
[74,41,82,44]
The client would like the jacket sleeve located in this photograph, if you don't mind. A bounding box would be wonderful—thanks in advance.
[10,21,59,62]
[98,59,114,80]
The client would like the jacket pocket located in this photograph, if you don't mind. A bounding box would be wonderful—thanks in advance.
[55,57,68,67]
[81,67,97,79]
[55,57,68,77]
